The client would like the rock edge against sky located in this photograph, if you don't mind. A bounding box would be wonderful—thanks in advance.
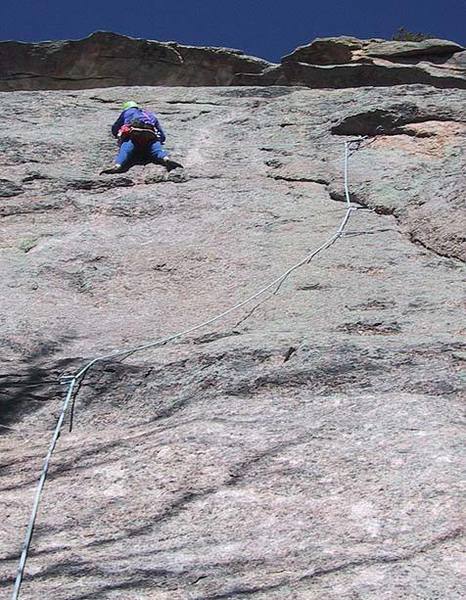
[1,31,465,90]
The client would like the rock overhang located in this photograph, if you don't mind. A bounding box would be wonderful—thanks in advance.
[0,31,465,90]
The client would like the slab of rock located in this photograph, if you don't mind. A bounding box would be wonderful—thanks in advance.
[281,59,466,88]
[0,84,464,599]
[1,33,465,91]
[0,31,274,91]
[363,38,464,60]
[282,36,466,89]
[282,36,365,65]
[283,36,464,64]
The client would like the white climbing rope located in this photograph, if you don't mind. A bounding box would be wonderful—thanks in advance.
[71,138,364,380]
[12,378,76,600]
[11,137,365,599]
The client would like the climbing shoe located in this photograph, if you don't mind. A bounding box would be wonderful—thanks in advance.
[100,163,124,175]
[162,158,184,172]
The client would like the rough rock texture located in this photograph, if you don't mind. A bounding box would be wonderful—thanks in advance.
[0,31,273,91]
[282,37,464,64]
[1,32,465,91]
[0,84,465,599]
[280,36,466,89]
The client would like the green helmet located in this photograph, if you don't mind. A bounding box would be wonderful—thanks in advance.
[122,101,139,110]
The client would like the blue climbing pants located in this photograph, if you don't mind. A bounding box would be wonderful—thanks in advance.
[115,140,168,171]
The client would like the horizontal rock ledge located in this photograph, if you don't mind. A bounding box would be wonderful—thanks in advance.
[0,31,465,91]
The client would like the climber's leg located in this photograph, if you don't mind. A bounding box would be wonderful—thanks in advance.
[101,140,137,174]
[148,141,183,172]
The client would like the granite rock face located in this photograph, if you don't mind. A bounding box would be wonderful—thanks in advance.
[1,32,465,91]
[0,31,273,91]
[282,36,464,64]
[280,36,466,89]
[0,83,465,599]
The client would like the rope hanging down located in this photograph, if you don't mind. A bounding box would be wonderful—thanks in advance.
[12,137,366,599]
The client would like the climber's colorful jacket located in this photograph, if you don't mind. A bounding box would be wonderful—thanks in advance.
[111,107,166,143]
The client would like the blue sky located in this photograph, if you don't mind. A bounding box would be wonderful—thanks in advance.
[1,0,465,61]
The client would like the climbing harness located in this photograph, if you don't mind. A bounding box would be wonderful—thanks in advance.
[11,137,367,599]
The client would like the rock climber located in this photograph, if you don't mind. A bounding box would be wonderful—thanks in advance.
[100,101,183,174]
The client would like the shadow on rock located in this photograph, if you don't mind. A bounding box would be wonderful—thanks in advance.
[0,337,75,428]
